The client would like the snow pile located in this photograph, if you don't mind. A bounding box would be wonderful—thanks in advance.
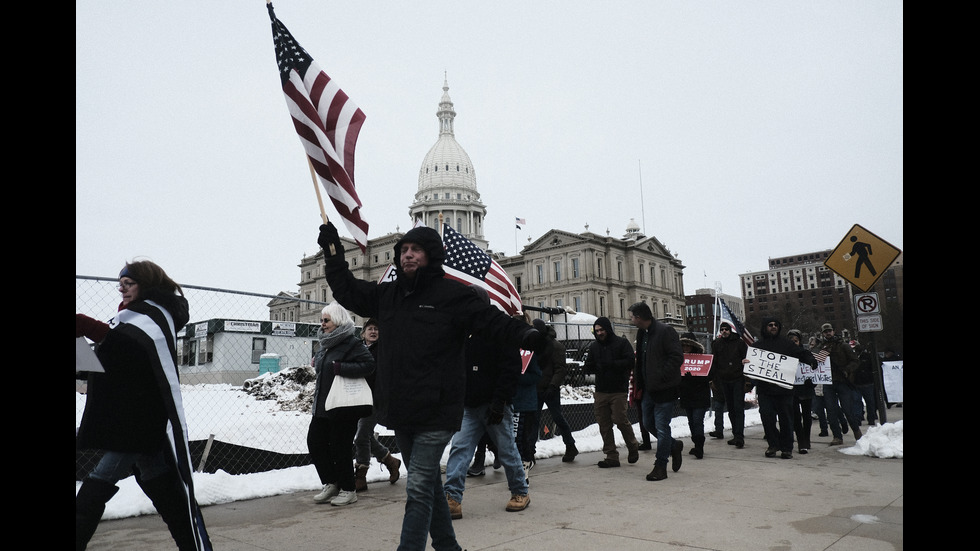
[840,419,903,459]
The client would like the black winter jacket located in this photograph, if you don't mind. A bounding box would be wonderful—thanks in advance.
[633,320,684,403]
[324,226,533,432]
[584,332,635,393]
[751,318,818,396]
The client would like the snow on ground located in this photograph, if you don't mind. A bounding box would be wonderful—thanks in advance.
[76,369,902,520]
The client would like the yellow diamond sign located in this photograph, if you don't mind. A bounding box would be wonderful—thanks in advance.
[824,224,901,292]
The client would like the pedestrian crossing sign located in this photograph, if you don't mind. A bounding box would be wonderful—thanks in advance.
[824,224,901,292]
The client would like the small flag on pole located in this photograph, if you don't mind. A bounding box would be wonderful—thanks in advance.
[442,224,523,316]
[516,217,526,230]
[719,298,755,346]
[268,2,369,251]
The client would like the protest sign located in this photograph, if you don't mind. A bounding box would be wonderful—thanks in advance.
[882,360,903,402]
[682,353,713,376]
[742,346,797,389]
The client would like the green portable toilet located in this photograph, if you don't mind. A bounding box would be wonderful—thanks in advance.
[259,353,281,374]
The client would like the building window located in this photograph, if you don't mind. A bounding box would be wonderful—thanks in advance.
[572,258,580,278]
[617,261,624,281]
[537,265,544,284]
[574,296,581,312]
[599,296,606,317]
[554,261,561,281]
[251,338,267,364]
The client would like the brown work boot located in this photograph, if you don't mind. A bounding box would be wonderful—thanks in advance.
[354,464,369,492]
[829,438,844,446]
[506,493,530,512]
[382,452,402,484]
[446,494,462,519]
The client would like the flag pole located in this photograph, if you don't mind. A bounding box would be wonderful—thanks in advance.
[308,157,336,255]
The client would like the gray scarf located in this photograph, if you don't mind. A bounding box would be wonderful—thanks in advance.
[318,322,355,351]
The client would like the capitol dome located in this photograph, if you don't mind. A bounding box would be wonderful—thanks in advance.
[409,76,487,249]
[417,79,478,191]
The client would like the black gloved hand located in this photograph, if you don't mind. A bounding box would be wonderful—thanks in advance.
[318,223,345,257]
[487,400,505,425]
[521,328,546,353]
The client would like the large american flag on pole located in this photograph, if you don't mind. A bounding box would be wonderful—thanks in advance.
[442,224,523,316]
[719,298,755,346]
[268,3,369,251]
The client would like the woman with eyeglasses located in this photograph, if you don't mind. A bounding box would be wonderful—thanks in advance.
[308,303,375,507]
[75,260,211,550]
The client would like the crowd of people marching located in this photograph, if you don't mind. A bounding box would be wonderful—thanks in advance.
[75,226,896,551]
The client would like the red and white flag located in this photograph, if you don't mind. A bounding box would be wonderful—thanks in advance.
[268,3,369,251]
[442,224,523,316]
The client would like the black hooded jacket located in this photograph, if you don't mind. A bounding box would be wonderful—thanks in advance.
[584,317,634,393]
[324,225,534,432]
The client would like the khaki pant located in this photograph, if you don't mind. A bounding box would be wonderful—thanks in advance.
[594,391,639,461]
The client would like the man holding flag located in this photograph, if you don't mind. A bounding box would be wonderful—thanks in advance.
[317,222,544,551]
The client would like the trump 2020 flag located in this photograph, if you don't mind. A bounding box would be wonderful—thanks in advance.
[720,298,755,346]
[268,3,369,251]
[442,224,523,316]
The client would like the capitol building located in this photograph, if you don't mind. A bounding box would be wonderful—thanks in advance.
[275,79,688,332]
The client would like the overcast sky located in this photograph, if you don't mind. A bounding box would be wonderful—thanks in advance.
[76,1,903,301]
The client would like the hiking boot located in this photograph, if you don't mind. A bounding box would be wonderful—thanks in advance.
[780,452,793,459]
[627,443,639,464]
[562,443,578,462]
[646,463,668,481]
[313,483,339,503]
[446,494,462,520]
[330,490,358,506]
[382,453,402,484]
[709,430,724,439]
[765,447,778,458]
[354,464,369,492]
[506,494,530,512]
[818,430,829,437]
[638,441,653,451]
[829,438,843,446]
[671,440,683,472]
[597,459,621,468]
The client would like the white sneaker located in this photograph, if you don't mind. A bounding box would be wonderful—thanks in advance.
[330,490,358,506]
[313,483,339,503]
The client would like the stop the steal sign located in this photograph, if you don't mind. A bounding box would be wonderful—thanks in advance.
[743,347,796,389]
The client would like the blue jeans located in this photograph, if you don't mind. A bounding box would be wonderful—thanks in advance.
[641,398,675,466]
[354,412,390,465]
[537,388,576,446]
[88,448,172,485]
[853,384,878,425]
[394,430,461,551]
[822,383,860,439]
[445,403,527,502]
[684,407,707,441]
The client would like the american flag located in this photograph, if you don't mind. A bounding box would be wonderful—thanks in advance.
[812,349,829,364]
[442,224,523,316]
[515,217,526,229]
[719,298,755,346]
[268,3,369,251]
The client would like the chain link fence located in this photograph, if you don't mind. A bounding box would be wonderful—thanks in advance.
[76,276,650,483]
